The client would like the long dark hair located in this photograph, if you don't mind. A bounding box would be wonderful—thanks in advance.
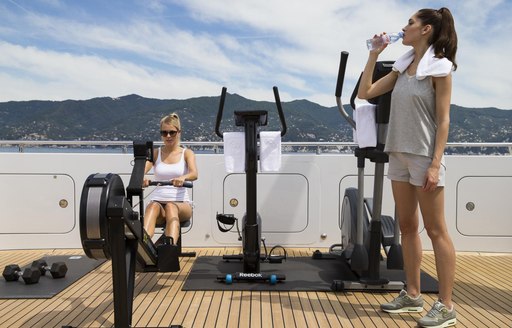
[417,7,458,70]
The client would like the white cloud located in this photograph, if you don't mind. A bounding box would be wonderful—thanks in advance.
[0,0,510,109]
[0,42,220,100]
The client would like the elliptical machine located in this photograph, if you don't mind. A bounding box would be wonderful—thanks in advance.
[215,86,287,284]
[313,51,404,291]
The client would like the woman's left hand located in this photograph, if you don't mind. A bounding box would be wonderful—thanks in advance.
[423,166,440,192]
[172,177,186,187]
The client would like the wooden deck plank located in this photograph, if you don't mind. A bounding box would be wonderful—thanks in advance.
[260,291,273,328]
[203,290,224,327]
[157,250,214,327]
[325,291,356,327]
[297,291,319,328]
[452,255,512,327]
[237,291,252,328]
[0,248,511,328]
[279,292,296,327]
[32,262,113,328]
[305,291,331,327]
[196,290,217,327]
[141,257,195,327]
[314,292,343,328]
[214,291,234,327]
[182,290,205,328]
[269,290,285,327]
[250,291,262,328]
[226,290,242,328]
[289,291,308,327]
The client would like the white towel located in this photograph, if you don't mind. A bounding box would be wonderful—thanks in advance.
[223,132,245,173]
[353,103,377,148]
[392,45,453,80]
[259,131,281,172]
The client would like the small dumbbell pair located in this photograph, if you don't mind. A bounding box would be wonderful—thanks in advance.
[31,260,68,279]
[2,260,68,284]
[2,265,41,284]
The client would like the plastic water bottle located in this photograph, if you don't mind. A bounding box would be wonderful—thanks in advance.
[366,32,404,51]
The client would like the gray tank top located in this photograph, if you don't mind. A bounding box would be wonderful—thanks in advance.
[384,72,437,158]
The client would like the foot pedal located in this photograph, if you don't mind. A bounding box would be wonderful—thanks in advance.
[381,215,395,247]
[157,244,180,272]
[216,213,236,225]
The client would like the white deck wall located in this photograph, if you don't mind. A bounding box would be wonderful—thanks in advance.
[0,152,511,252]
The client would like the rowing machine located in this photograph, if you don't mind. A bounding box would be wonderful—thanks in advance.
[79,141,192,327]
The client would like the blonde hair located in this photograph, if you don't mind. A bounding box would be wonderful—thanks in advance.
[160,112,181,130]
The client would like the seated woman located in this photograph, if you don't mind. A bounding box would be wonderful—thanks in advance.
[143,113,198,250]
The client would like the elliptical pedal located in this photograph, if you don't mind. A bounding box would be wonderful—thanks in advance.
[381,215,396,248]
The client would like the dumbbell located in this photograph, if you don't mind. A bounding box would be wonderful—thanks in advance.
[2,264,41,284]
[31,260,68,279]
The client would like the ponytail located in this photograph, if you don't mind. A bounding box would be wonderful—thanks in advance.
[417,7,458,70]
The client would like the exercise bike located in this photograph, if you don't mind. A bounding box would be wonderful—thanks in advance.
[214,86,287,285]
[79,141,192,328]
[313,51,404,292]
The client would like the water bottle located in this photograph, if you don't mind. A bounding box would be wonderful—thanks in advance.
[366,32,404,51]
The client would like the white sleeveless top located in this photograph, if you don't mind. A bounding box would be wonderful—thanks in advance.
[150,147,190,202]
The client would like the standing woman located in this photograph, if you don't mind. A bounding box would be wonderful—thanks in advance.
[358,7,458,328]
[143,113,198,248]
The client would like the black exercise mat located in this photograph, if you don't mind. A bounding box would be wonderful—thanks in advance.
[1,255,106,299]
[182,256,438,292]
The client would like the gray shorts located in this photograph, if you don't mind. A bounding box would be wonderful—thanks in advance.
[387,152,446,187]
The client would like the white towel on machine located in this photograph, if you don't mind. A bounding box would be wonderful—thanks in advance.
[392,45,453,80]
[353,103,377,148]
[259,131,281,172]
[223,132,245,173]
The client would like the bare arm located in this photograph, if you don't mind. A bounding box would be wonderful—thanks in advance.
[170,148,198,187]
[432,74,451,167]
[183,148,198,181]
[142,149,157,187]
[143,152,156,174]
[357,50,398,100]
[423,74,452,191]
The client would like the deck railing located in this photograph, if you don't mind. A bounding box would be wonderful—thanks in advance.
[0,140,511,155]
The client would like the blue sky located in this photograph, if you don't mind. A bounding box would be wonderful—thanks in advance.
[1,0,511,109]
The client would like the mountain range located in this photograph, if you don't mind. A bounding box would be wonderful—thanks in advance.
[0,94,510,151]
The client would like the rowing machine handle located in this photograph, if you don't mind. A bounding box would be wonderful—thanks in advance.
[148,180,193,188]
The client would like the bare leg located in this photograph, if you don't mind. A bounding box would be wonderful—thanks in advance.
[163,202,192,245]
[143,202,165,238]
[417,186,456,308]
[392,180,422,297]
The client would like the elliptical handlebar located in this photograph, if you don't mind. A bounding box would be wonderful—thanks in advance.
[335,51,348,98]
[272,86,287,137]
[215,87,228,138]
[335,51,356,130]
[214,86,288,138]
[148,180,193,188]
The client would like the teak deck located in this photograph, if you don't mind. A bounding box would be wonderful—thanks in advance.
[0,248,511,328]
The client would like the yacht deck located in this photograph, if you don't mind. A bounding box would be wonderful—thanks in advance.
[0,248,511,328]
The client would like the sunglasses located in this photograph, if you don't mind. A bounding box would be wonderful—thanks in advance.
[160,130,179,137]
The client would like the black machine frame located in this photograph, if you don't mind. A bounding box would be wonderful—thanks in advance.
[78,141,192,328]
[313,51,405,291]
[214,86,288,283]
